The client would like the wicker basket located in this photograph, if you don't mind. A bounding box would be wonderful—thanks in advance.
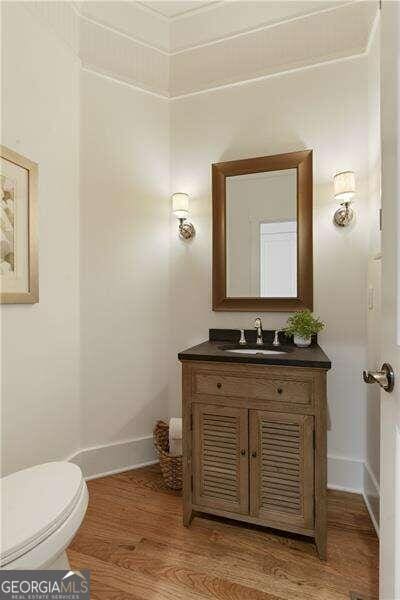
[153,420,183,491]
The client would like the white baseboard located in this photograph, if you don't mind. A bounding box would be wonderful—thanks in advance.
[363,461,380,535]
[69,435,156,480]
[83,459,159,482]
[327,454,364,492]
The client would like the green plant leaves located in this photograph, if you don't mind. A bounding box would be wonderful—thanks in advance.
[283,309,325,338]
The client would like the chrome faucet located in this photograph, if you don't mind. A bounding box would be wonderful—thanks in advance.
[273,330,281,347]
[254,317,263,345]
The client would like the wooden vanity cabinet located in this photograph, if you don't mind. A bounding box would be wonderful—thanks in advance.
[181,360,328,559]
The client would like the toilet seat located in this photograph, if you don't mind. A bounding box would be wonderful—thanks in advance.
[1,462,88,569]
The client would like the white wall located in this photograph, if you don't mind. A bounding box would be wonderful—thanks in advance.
[1,3,171,479]
[1,3,379,495]
[170,56,370,487]
[77,70,170,476]
[1,2,80,475]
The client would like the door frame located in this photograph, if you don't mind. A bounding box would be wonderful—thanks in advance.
[379,2,400,597]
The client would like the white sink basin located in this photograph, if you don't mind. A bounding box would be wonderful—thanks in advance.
[224,348,286,355]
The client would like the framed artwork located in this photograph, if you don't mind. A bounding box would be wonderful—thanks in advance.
[1,146,38,304]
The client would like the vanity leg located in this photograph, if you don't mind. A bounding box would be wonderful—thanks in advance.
[315,372,327,561]
[316,531,327,561]
[183,506,194,527]
[182,364,194,528]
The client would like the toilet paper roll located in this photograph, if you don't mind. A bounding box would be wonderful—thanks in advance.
[169,438,182,457]
[169,417,182,439]
[169,418,182,456]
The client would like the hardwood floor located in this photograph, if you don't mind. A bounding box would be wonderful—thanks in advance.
[68,464,378,600]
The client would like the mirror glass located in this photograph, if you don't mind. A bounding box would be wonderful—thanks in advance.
[226,169,297,298]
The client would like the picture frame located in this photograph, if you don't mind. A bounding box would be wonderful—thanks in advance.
[1,145,38,304]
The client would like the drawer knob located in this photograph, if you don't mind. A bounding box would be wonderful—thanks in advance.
[217,382,222,389]
[277,387,283,394]
[240,449,246,456]
[251,451,257,458]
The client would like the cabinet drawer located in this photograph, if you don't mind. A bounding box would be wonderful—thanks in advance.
[193,371,312,406]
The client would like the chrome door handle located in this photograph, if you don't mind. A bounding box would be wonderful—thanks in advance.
[363,363,395,392]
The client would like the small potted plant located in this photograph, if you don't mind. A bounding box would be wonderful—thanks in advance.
[284,309,325,347]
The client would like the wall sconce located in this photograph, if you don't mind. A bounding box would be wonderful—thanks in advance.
[333,171,355,227]
[172,193,195,240]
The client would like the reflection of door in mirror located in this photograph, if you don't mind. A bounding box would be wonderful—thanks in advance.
[226,169,297,298]
[260,221,297,297]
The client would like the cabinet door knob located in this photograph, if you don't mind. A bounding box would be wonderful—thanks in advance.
[240,449,246,456]
[277,387,283,394]
[217,382,222,389]
[251,451,257,458]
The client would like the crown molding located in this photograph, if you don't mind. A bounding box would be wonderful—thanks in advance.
[170,49,368,99]
[79,10,379,100]
[81,45,369,102]
[73,3,170,54]
[20,0,378,99]
[82,66,170,99]
[170,0,356,54]
[169,1,224,21]
[74,1,375,56]
[136,1,224,22]
[134,1,170,22]
[79,16,169,96]
[170,1,376,95]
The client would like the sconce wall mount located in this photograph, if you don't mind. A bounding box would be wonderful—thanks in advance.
[334,201,354,227]
[333,171,356,227]
[172,192,195,240]
[178,218,195,240]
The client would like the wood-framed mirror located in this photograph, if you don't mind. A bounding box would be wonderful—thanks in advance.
[212,149,313,312]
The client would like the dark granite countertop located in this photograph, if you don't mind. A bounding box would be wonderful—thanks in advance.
[178,329,331,370]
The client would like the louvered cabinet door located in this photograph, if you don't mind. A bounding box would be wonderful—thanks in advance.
[192,404,249,514]
[249,410,314,531]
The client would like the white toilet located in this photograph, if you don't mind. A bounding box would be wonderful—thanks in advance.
[0,462,88,570]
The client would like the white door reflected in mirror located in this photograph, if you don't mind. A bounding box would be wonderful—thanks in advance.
[226,169,297,298]
[260,221,297,297]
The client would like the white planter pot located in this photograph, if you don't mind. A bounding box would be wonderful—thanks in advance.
[294,334,311,347]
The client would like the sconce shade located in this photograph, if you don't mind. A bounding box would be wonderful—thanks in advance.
[334,171,356,202]
[172,192,189,219]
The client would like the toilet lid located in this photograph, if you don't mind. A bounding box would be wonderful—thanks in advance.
[0,462,85,566]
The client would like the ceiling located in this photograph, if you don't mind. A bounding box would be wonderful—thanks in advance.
[140,1,220,18]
